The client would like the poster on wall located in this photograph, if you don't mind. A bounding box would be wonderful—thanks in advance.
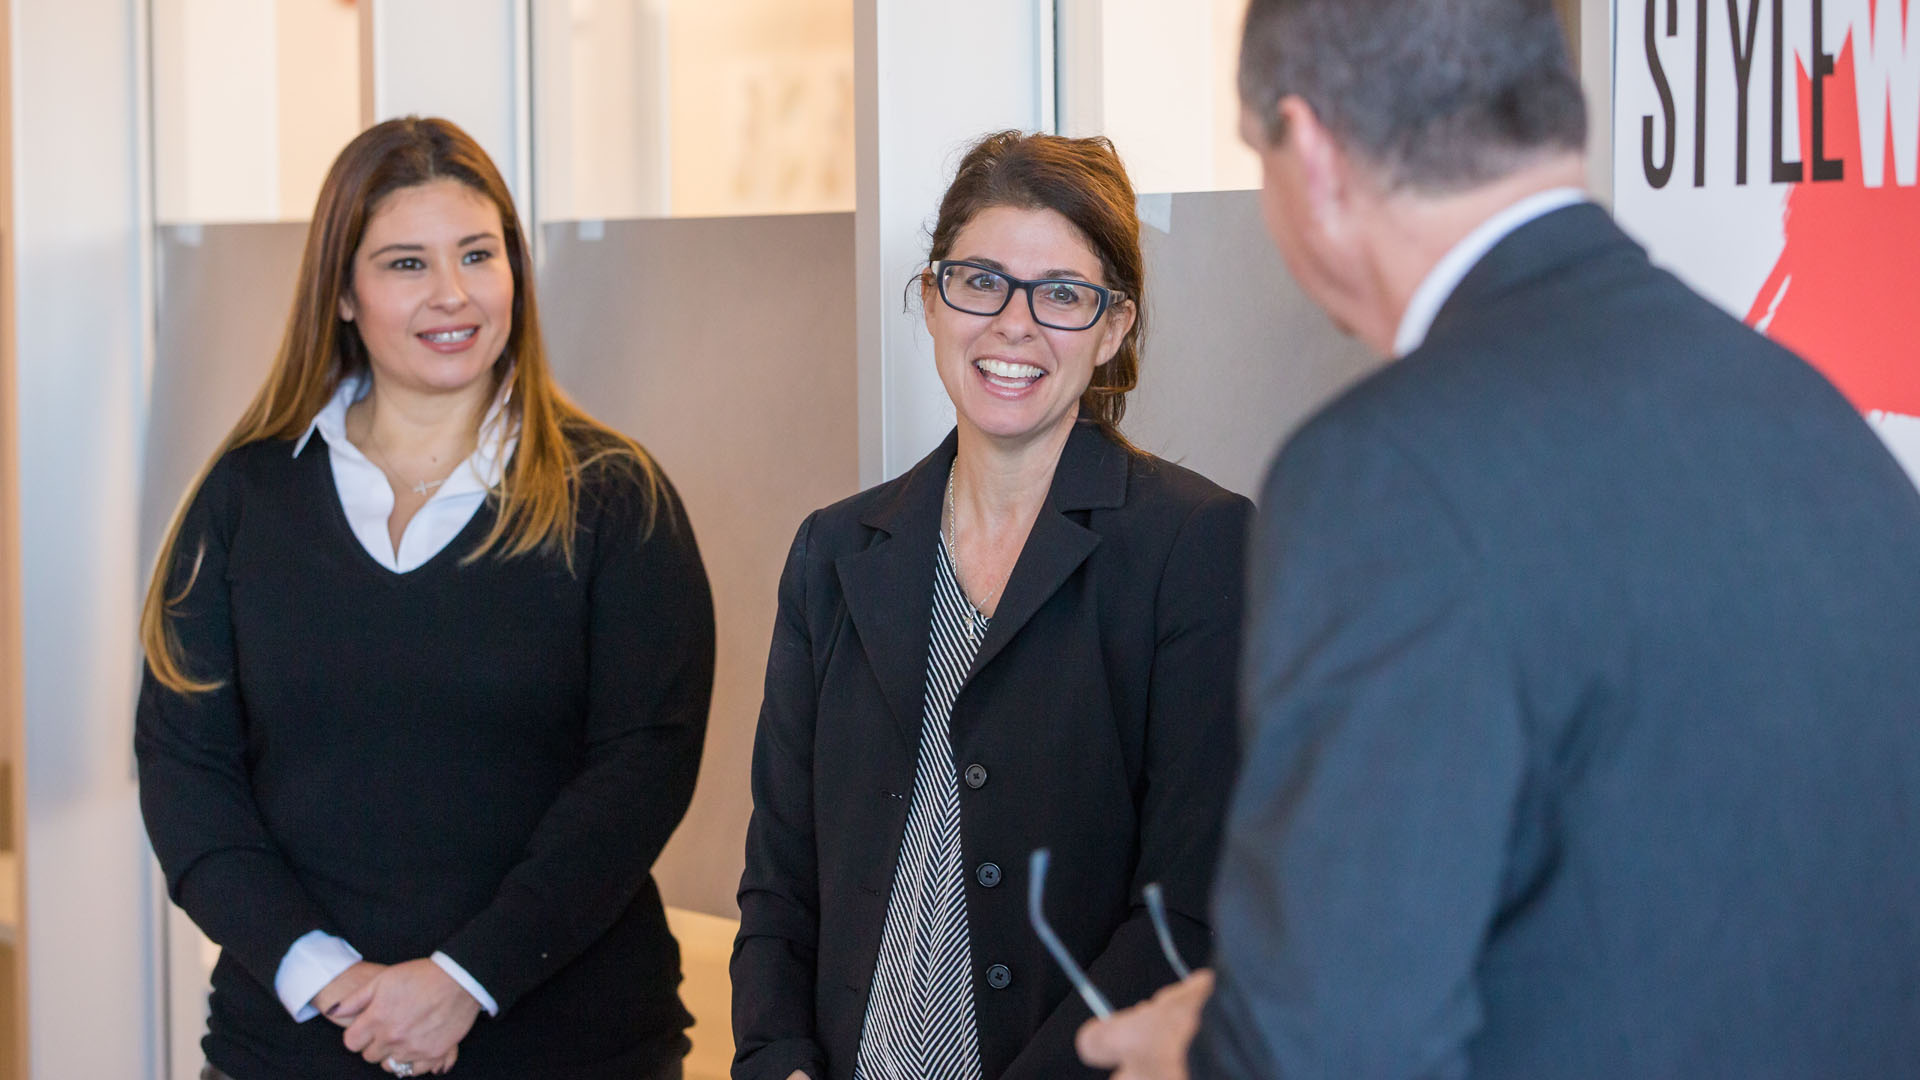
[1612,0,1920,479]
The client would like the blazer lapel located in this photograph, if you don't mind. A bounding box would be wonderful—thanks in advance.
[835,434,953,751]
[967,422,1127,676]
[966,511,1099,677]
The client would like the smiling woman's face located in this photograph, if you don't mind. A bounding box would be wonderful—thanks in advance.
[339,177,514,397]
[925,204,1135,451]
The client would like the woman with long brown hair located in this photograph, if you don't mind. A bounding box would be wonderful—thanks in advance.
[732,131,1248,1080]
[136,117,714,1080]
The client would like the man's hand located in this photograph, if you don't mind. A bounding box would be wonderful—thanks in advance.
[1075,970,1215,1080]
[340,959,482,1075]
[312,961,388,1027]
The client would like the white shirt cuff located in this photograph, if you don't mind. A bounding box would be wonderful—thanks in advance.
[274,930,362,1021]
[431,951,499,1017]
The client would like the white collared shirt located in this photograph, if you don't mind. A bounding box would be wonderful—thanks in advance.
[292,370,520,573]
[1392,188,1589,358]
[273,371,518,1021]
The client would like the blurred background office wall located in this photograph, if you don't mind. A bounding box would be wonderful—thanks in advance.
[151,0,362,223]
[7,0,165,1077]
[0,1,1612,1077]
[0,0,18,1075]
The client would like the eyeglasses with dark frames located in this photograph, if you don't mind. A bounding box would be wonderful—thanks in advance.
[933,260,1124,332]
[1028,848,1194,1019]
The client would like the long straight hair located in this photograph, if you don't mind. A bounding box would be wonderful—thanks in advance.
[141,116,658,694]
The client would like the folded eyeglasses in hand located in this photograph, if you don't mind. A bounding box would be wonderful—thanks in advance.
[1027,847,1194,1019]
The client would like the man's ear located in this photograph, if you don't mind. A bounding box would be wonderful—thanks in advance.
[1278,96,1352,236]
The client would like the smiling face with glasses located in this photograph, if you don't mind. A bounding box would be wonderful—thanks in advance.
[923,205,1136,449]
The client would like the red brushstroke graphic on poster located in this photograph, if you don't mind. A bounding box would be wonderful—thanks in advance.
[1748,25,1920,413]
[1615,0,1920,476]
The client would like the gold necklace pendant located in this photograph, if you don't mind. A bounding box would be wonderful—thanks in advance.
[364,439,450,499]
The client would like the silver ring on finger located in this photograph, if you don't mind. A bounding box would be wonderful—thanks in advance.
[384,1059,415,1077]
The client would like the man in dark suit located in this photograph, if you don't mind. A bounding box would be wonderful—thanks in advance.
[1077,0,1920,1077]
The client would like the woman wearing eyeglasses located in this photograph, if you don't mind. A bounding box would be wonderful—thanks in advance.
[733,131,1249,1080]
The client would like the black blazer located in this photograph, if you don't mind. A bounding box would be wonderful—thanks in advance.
[733,422,1250,1080]
[1193,204,1920,1078]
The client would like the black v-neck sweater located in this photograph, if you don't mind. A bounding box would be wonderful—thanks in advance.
[136,437,715,1079]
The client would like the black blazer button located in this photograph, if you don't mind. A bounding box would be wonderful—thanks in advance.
[964,764,988,789]
[975,862,1002,888]
[986,963,1012,990]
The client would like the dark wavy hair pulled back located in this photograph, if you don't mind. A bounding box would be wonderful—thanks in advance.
[924,131,1146,448]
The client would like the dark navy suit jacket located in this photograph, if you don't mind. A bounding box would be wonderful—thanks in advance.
[1193,204,1920,1078]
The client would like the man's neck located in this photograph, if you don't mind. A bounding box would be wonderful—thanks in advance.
[1358,154,1589,355]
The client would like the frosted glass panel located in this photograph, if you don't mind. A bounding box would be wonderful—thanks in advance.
[533,0,855,221]
[1057,0,1257,195]
[152,0,361,223]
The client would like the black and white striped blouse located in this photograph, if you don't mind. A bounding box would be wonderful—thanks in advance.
[853,537,990,1080]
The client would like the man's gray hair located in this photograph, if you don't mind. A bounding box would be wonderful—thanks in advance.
[1239,0,1587,192]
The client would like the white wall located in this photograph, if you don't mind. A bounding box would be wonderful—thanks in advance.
[274,0,361,219]
[152,0,279,222]
[534,0,854,223]
[534,0,672,221]
[1057,0,1258,196]
[1103,1,1218,192]
[855,0,1053,482]
[9,0,163,1075]
[369,0,528,209]
[666,0,855,217]
[152,0,359,223]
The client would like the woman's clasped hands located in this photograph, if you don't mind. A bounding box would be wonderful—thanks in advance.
[312,959,482,1076]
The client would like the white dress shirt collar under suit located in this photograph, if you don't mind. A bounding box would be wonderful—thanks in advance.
[1392,187,1588,358]
[274,369,519,1022]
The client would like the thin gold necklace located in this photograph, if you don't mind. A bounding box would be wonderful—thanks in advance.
[360,438,456,497]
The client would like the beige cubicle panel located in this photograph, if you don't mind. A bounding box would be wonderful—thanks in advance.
[146,211,861,930]
[538,211,861,919]
[1124,189,1382,499]
[143,224,310,555]
[539,211,860,1079]
[146,222,310,1080]
[146,207,859,1079]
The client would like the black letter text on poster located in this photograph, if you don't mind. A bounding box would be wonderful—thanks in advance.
[1727,0,1763,183]
[1646,0,1680,187]
[1810,0,1845,180]
[1771,0,1807,180]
